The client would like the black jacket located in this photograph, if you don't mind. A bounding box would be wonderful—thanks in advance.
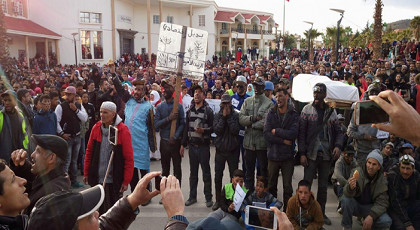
[213,106,240,153]
[10,160,70,216]
[0,215,28,230]
[387,166,420,227]
[263,106,299,161]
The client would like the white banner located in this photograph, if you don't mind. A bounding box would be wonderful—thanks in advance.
[155,23,208,81]
[182,98,221,115]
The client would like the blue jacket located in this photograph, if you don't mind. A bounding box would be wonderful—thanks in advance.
[155,100,185,141]
[33,110,57,135]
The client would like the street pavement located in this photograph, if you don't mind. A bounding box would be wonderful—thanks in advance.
[80,145,363,229]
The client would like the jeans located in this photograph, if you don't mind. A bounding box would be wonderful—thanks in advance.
[78,137,86,175]
[303,156,330,214]
[239,135,246,176]
[244,149,268,190]
[188,144,212,201]
[65,136,82,184]
[341,196,392,229]
[160,139,182,185]
[214,149,239,203]
[208,208,238,222]
[267,159,294,211]
[389,200,420,230]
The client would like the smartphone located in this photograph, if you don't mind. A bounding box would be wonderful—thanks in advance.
[354,100,389,126]
[108,125,118,145]
[155,175,162,191]
[245,206,277,230]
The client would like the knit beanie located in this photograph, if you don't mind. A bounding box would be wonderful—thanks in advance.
[100,101,117,113]
[366,149,383,167]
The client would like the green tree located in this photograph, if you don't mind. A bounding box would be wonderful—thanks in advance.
[0,4,13,78]
[410,16,420,41]
[303,29,322,61]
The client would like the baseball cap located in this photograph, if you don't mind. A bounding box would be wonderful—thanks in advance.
[235,76,247,85]
[384,142,394,148]
[399,143,414,151]
[32,134,68,160]
[64,86,76,94]
[337,114,345,121]
[279,77,289,84]
[161,78,174,88]
[132,80,145,86]
[264,81,274,91]
[252,77,265,86]
[1,90,17,98]
[28,185,105,230]
[221,93,231,103]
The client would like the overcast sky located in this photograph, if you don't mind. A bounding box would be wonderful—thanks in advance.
[215,0,420,38]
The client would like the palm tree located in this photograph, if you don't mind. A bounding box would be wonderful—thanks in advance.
[372,0,383,60]
[324,26,345,62]
[410,16,420,42]
[303,29,322,61]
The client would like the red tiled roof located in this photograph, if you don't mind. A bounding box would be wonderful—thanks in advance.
[257,15,272,25]
[214,11,274,26]
[4,16,61,38]
[214,11,239,23]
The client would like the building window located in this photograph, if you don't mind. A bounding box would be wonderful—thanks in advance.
[253,24,258,32]
[91,13,101,24]
[13,0,23,16]
[167,16,173,23]
[1,0,7,14]
[80,12,90,23]
[80,12,102,24]
[199,15,205,26]
[81,30,103,60]
[153,15,160,24]
[221,23,227,30]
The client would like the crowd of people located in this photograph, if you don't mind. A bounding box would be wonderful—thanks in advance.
[0,38,420,230]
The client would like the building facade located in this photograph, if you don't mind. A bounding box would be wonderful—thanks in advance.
[3,0,276,66]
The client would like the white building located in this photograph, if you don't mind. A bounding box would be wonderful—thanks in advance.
[3,0,276,66]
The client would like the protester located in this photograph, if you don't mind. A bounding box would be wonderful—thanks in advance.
[182,85,214,207]
[212,93,240,211]
[9,134,70,216]
[55,86,88,188]
[155,79,185,190]
[286,180,324,230]
[240,176,283,229]
[84,101,134,214]
[387,154,420,230]
[239,77,274,190]
[263,88,299,211]
[341,150,392,230]
[123,80,156,206]
[0,90,29,162]
[208,169,248,222]
[331,145,358,213]
[298,83,343,225]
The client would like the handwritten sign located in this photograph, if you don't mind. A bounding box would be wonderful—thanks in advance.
[155,23,208,81]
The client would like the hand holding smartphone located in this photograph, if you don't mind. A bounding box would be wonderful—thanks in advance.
[245,206,278,230]
[354,100,389,126]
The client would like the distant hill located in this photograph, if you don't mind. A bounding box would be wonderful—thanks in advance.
[388,19,411,30]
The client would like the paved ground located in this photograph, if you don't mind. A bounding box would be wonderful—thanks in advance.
[79,145,362,229]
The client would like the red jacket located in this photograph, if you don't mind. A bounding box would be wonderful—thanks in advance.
[84,119,134,188]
